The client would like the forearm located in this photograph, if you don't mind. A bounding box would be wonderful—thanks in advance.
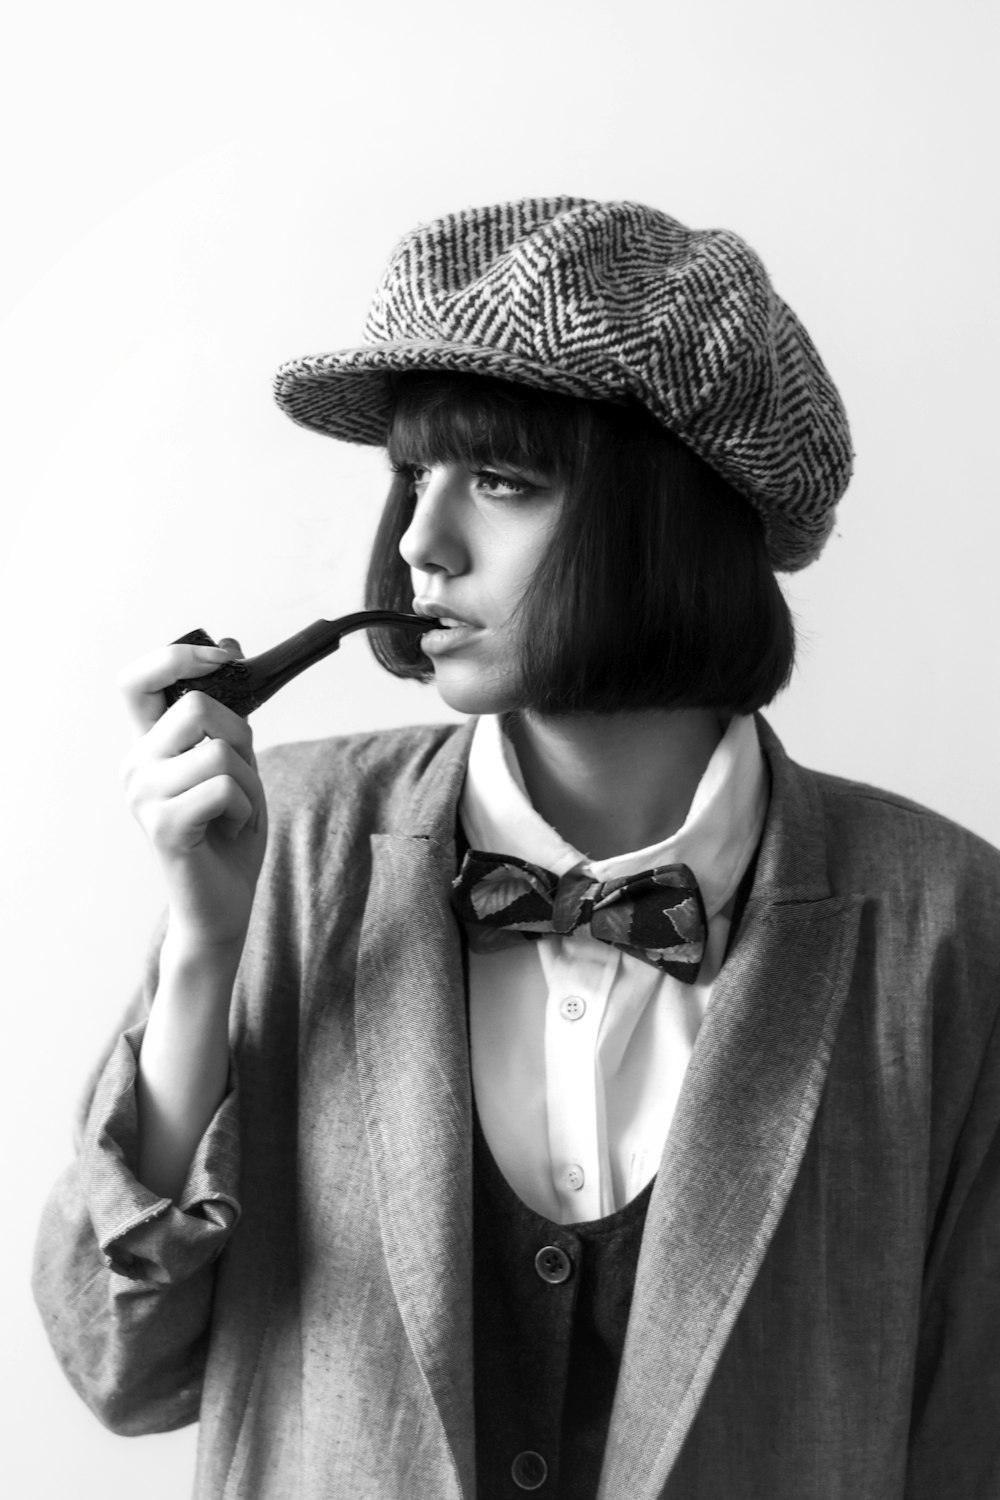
[137,929,242,1200]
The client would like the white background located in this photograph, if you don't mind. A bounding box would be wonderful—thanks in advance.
[2,1,997,1494]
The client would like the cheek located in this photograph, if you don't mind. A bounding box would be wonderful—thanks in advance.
[492,554,546,622]
[476,503,560,614]
[507,517,557,584]
[517,528,556,599]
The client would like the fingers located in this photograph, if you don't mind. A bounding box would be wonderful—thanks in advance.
[144,770,260,853]
[120,695,256,808]
[123,728,265,853]
[117,638,267,949]
[125,723,256,805]
[120,656,265,857]
[137,689,257,768]
[118,638,244,735]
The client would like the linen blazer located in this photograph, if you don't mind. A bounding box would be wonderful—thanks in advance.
[34,718,1000,1499]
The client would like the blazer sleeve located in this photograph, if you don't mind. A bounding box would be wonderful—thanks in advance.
[32,943,242,1437]
[906,1004,1000,1497]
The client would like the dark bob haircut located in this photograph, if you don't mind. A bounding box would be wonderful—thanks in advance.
[365,372,795,715]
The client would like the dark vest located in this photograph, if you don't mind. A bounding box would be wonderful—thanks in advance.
[472,1108,653,1499]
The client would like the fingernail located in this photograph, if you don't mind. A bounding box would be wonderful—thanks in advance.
[193,646,233,662]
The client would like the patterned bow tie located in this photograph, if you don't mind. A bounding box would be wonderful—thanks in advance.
[451,849,707,981]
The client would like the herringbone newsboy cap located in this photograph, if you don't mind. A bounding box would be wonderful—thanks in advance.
[274,197,852,571]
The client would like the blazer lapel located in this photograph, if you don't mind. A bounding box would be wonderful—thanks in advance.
[600,719,865,1499]
[352,728,476,1498]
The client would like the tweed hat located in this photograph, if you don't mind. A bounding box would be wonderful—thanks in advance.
[274,197,852,571]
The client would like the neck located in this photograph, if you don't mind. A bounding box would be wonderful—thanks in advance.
[506,708,727,860]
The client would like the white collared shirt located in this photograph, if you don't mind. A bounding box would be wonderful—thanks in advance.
[460,713,768,1224]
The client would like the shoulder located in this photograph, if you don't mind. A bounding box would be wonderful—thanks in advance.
[757,734,1000,1062]
[814,764,1000,884]
[255,720,473,842]
[257,720,463,787]
[758,717,1000,916]
[785,762,1000,964]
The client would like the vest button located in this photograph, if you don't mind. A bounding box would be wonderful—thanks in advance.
[534,1245,572,1284]
[511,1450,548,1489]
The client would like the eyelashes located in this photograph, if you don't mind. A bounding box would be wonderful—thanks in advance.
[390,462,539,499]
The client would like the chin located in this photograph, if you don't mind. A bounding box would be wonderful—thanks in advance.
[430,666,526,718]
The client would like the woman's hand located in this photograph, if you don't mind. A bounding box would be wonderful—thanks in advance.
[118,639,269,953]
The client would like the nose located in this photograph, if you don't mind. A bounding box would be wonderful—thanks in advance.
[398,465,468,577]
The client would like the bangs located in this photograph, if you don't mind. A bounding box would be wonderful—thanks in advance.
[385,373,588,477]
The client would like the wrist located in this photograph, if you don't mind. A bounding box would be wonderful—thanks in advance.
[159,923,246,994]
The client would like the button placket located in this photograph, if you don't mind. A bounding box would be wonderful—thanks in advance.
[540,944,613,1222]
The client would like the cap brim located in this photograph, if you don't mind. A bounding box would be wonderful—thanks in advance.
[272,341,617,445]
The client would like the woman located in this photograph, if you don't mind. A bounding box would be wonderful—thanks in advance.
[34,198,1000,1498]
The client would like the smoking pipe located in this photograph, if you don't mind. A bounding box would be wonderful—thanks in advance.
[163,611,438,718]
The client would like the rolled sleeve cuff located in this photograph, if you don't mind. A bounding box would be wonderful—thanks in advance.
[80,1024,241,1285]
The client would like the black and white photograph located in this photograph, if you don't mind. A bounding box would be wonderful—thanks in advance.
[4,2,999,1496]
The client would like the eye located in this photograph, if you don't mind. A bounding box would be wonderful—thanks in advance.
[391,461,430,494]
[389,460,548,501]
[471,468,537,499]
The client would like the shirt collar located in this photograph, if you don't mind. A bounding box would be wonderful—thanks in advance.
[460,713,768,921]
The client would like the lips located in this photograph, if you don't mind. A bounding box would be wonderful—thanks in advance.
[411,603,483,661]
[412,602,480,629]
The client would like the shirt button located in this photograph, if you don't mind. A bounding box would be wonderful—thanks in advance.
[511,1450,548,1490]
[534,1245,572,1284]
[559,994,586,1021]
[565,1163,585,1191]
